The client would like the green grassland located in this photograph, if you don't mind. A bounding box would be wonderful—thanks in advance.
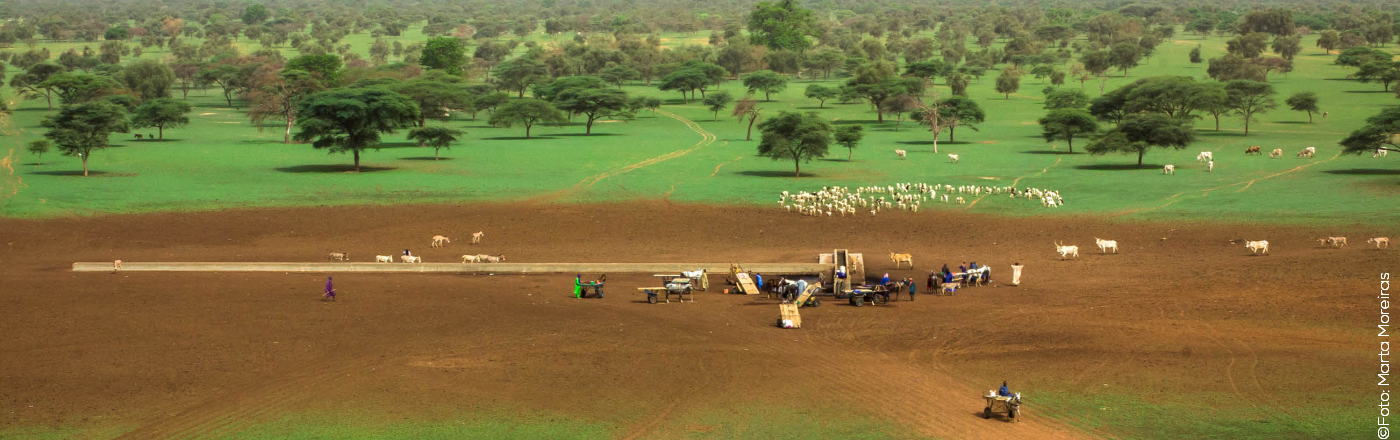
[1,30,1398,224]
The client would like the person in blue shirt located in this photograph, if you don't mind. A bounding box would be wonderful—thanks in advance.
[970,261,979,270]
[754,273,763,290]
[958,263,967,273]
[907,279,916,301]
[880,273,890,286]
[998,381,1013,397]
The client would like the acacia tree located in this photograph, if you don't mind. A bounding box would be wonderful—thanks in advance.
[493,58,550,98]
[833,124,864,160]
[733,96,763,141]
[756,111,831,177]
[742,70,788,101]
[883,94,918,131]
[119,60,175,100]
[407,126,463,160]
[489,98,566,139]
[1039,109,1098,153]
[247,69,325,143]
[1225,80,1277,136]
[392,71,474,127]
[1339,106,1400,155]
[1286,91,1321,123]
[804,84,837,108]
[293,87,420,172]
[555,87,630,134]
[703,91,734,121]
[419,36,466,74]
[130,98,193,140]
[27,140,51,165]
[1085,114,1197,167]
[41,101,130,176]
[10,62,65,109]
[746,0,815,52]
[995,68,1021,99]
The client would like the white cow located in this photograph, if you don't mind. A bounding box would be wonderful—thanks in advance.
[1095,237,1118,254]
[1377,149,1390,158]
[1297,147,1315,158]
[1197,151,1213,162]
[431,235,451,248]
[1055,241,1080,259]
[471,231,484,244]
[1368,237,1390,249]
[1207,160,1214,172]
[1270,148,1283,159]
[948,154,959,163]
[375,255,393,263]
[1162,164,1175,175]
[895,149,907,159]
[461,254,479,263]
[401,255,422,263]
[1245,240,1269,255]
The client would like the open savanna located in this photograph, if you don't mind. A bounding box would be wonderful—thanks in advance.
[2,29,1398,224]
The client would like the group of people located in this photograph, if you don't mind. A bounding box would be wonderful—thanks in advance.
[878,272,919,300]
[927,261,992,289]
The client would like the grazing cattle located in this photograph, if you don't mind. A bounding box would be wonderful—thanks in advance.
[955,196,966,204]
[1321,236,1347,248]
[1297,147,1315,158]
[1368,237,1390,249]
[401,255,422,263]
[148,134,154,139]
[471,231,484,244]
[1095,237,1118,254]
[889,252,913,269]
[375,255,393,263]
[1054,241,1079,259]
[134,134,143,140]
[329,252,349,261]
[1207,160,1214,172]
[475,254,504,263]
[1377,149,1390,158]
[1322,111,1328,118]
[895,149,907,159]
[1197,151,1213,162]
[1270,148,1283,158]
[948,154,960,163]
[431,235,451,248]
[1245,146,1262,155]
[1245,240,1269,255]
[1162,165,1175,175]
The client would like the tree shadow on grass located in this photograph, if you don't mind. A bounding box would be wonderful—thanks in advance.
[28,170,134,177]
[1323,169,1400,176]
[736,170,817,178]
[481,136,557,141]
[399,157,453,161]
[1021,150,1084,155]
[275,164,397,173]
[552,132,624,137]
[832,119,881,125]
[1343,90,1392,94]
[13,107,51,112]
[1198,131,1246,137]
[1074,163,1164,171]
[374,142,421,149]
[1273,121,1311,125]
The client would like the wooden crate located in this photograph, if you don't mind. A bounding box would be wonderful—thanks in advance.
[778,303,802,329]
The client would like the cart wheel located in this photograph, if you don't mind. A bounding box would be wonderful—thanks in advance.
[983,407,991,419]
[648,294,657,304]
[811,298,820,307]
[1009,407,1017,420]
[854,296,864,307]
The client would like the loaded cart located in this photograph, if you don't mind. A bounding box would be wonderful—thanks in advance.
[637,281,693,304]
[982,392,1022,422]
[777,303,801,329]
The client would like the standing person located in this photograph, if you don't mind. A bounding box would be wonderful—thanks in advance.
[1011,262,1024,286]
[754,273,763,290]
[574,274,583,298]
[941,264,951,277]
[323,277,336,301]
[926,271,935,289]
[880,272,890,286]
[908,278,916,301]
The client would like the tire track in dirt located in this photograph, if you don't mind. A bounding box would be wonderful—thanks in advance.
[531,109,716,203]
[114,356,381,440]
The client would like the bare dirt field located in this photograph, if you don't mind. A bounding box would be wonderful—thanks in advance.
[0,202,1386,438]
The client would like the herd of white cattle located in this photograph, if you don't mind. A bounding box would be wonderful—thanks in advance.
[1160,145,1392,175]
[1045,235,1390,259]
[327,231,500,264]
[779,183,1066,216]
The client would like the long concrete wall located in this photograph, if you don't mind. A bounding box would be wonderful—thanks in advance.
[72,262,830,275]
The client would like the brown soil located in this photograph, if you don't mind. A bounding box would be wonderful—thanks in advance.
[0,202,1386,439]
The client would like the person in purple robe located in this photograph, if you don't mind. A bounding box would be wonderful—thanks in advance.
[324,277,336,301]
